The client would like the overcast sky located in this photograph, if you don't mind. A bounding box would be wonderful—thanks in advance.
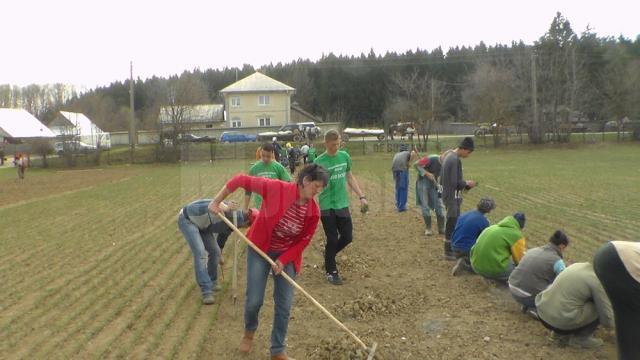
[1,0,638,91]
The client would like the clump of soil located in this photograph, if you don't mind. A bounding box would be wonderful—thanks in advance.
[333,291,415,320]
[307,338,384,360]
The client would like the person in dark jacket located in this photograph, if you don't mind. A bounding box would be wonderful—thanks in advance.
[594,241,640,359]
[440,137,476,260]
[508,230,569,318]
[178,200,257,304]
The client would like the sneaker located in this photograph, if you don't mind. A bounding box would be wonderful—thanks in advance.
[444,253,457,261]
[451,258,464,276]
[326,272,343,285]
[526,308,539,320]
[425,229,433,236]
[212,283,222,292]
[202,294,215,305]
[568,335,603,349]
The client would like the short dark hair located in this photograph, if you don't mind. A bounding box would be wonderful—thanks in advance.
[549,230,569,247]
[325,129,340,142]
[261,142,274,153]
[297,163,329,187]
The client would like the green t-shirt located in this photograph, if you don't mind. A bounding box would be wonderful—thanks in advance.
[314,150,352,210]
[307,147,317,162]
[248,160,291,208]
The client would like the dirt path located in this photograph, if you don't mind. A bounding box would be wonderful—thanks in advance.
[198,177,617,359]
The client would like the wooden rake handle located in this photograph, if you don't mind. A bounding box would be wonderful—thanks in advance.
[217,213,370,352]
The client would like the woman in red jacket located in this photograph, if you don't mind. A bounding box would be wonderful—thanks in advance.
[209,163,328,360]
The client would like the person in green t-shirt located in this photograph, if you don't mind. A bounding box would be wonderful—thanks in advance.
[306,143,317,163]
[244,142,291,209]
[314,130,367,285]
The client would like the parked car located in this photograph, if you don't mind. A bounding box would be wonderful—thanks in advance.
[177,133,216,143]
[55,141,97,154]
[219,131,257,143]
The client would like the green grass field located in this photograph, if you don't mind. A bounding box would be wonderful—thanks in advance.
[0,142,637,358]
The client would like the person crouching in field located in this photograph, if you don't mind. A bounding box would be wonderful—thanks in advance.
[507,230,570,319]
[414,152,446,235]
[594,241,640,359]
[178,200,257,305]
[535,262,614,349]
[450,197,496,276]
[470,212,526,284]
[208,164,328,360]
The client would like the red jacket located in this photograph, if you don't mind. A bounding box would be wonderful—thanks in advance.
[226,174,320,273]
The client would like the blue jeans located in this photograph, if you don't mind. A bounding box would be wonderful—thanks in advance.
[415,177,445,218]
[178,213,220,296]
[245,248,297,356]
[393,170,409,211]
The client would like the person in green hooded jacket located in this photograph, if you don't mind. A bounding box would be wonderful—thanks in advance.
[470,212,526,284]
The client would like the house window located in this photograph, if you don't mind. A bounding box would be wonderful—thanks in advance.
[258,95,270,106]
[258,117,271,127]
[231,118,242,128]
[231,96,241,107]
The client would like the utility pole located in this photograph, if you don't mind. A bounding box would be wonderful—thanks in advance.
[129,61,136,161]
[531,52,539,143]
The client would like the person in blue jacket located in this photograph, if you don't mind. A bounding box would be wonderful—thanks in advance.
[450,197,496,276]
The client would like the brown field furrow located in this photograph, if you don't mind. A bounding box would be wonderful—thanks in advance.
[73,238,190,359]
[0,206,175,326]
[101,255,195,359]
[23,233,179,359]
[5,224,176,359]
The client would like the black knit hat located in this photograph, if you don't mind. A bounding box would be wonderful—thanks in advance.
[513,212,526,229]
[459,137,475,151]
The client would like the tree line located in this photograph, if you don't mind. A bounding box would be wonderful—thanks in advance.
[2,13,639,143]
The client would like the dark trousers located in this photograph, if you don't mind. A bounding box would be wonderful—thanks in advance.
[321,208,353,274]
[539,318,599,336]
[445,217,458,241]
[594,242,640,360]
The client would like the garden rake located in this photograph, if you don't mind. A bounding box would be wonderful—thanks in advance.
[218,213,378,359]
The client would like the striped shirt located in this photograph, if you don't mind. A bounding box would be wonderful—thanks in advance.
[269,201,309,252]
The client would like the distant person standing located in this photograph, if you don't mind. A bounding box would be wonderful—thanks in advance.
[440,137,476,260]
[272,137,282,162]
[314,130,368,285]
[594,241,640,359]
[245,143,291,210]
[414,153,446,235]
[300,143,310,164]
[391,144,417,212]
[306,143,317,163]
[17,154,27,180]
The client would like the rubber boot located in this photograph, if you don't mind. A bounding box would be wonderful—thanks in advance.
[423,215,433,235]
[238,330,255,353]
[443,240,456,261]
[436,216,445,235]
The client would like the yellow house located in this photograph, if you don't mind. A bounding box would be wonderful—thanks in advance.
[220,72,295,128]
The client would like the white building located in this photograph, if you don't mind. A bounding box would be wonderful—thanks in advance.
[49,111,111,148]
[0,108,56,141]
